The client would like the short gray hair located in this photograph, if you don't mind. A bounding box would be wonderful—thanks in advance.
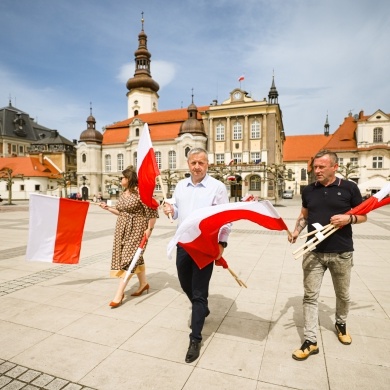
[187,147,208,161]
[313,149,338,165]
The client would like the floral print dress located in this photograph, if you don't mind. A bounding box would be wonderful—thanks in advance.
[110,191,158,278]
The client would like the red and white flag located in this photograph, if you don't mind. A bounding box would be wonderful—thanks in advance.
[346,183,390,215]
[167,201,288,269]
[26,194,89,264]
[238,75,245,82]
[137,123,160,209]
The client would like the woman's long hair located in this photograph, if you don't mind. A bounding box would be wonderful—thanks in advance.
[122,166,138,193]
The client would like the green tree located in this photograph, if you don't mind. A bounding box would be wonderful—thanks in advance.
[0,168,24,205]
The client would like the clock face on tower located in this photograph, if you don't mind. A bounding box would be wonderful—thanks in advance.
[233,91,241,100]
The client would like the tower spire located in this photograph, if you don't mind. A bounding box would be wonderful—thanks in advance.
[125,13,160,117]
[324,113,330,136]
[268,71,279,104]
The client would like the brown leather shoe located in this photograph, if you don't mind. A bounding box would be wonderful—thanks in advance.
[335,323,352,345]
[292,340,319,361]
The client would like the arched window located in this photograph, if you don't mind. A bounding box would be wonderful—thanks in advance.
[185,147,191,157]
[251,120,261,139]
[216,123,225,141]
[250,175,261,191]
[155,151,162,169]
[233,121,242,140]
[105,155,111,172]
[301,168,307,181]
[373,127,383,143]
[82,153,86,163]
[117,153,124,171]
[136,128,139,137]
[169,150,176,169]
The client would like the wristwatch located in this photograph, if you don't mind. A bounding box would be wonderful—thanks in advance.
[218,241,228,248]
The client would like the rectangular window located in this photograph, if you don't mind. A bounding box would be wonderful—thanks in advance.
[20,185,25,191]
[338,157,343,166]
[233,122,242,140]
[169,151,176,169]
[215,154,225,165]
[117,154,124,171]
[216,124,225,141]
[251,120,261,139]
[250,152,261,163]
[233,153,242,164]
[350,157,358,166]
[105,155,111,172]
[19,145,24,154]
[12,144,17,153]
[155,151,162,169]
[372,156,383,169]
[35,185,40,191]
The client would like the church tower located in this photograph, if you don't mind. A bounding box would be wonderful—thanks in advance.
[77,105,103,199]
[126,13,160,117]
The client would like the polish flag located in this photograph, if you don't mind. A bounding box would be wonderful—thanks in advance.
[167,201,288,269]
[137,123,160,209]
[26,194,89,264]
[346,183,390,215]
[238,75,245,82]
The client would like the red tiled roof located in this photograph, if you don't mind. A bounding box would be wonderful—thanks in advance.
[283,134,331,162]
[322,115,357,151]
[103,106,209,145]
[0,157,60,177]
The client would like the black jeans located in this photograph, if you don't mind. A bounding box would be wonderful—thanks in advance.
[176,245,213,342]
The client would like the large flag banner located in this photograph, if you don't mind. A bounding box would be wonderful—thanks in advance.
[26,194,89,264]
[346,182,390,215]
[167,200,288,269]
[137,123,160,209]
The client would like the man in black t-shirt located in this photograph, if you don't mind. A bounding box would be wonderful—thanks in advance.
[288,150,367,361]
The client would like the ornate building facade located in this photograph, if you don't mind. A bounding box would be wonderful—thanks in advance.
[77,18,285,201]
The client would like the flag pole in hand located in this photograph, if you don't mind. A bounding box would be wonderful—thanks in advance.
[124,234,148,282]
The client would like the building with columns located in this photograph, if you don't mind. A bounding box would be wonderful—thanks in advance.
[77,17,285,201]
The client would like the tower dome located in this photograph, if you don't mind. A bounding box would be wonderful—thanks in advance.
[179,94,205,136]
[79,107,103,144]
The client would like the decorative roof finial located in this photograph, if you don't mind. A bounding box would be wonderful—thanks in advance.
[90,101,93,116]
[141,11,144,31]
[191,88,194,103]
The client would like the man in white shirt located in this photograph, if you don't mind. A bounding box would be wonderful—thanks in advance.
[163,148,231,363]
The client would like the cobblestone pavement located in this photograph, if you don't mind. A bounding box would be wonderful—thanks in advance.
[0,359,96,390]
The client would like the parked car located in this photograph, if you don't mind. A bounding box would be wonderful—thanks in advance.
[282,190,294,199]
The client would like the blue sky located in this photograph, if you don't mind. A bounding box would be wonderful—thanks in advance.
[1,0,389,142]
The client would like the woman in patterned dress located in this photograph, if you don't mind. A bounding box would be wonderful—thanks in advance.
[100,167,158,307]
